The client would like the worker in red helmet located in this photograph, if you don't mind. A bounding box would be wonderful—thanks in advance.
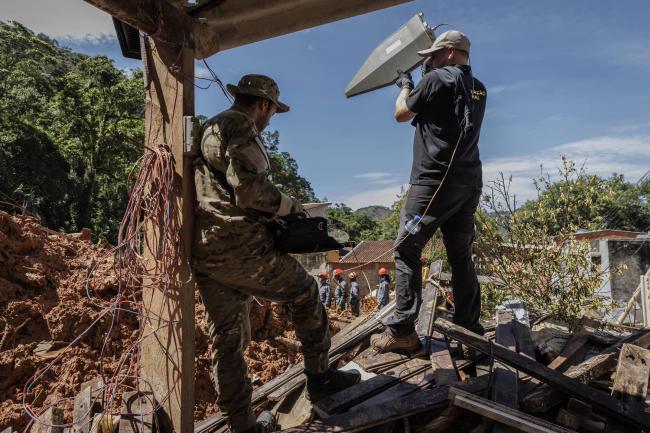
[376,268,391,310]
[348,272,360,317]
[333,268,348,311]
[318,272,331,308]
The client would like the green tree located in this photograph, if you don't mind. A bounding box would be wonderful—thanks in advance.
[0,22,144,242]
[476,160,611,326]
[47,56,144,237]
[517,157,650,233]
[262,130,318,203]
[326,204,378,243]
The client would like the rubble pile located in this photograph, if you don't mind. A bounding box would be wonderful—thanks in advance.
[0,212,322,431]
[196,268,650,433]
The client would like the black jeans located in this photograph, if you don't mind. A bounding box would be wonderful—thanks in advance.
[384,183,482,336]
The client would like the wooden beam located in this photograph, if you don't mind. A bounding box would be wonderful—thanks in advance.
[30,407,64,433]
[281,376,488,433]
[493,309,518,433]
[433,318,650,430]
[118,392,154,433]
[138,37,195,433]
[314,359,429,416]
[522,329,650,414]
[611,343,650,403]
[82,0,219,57]
[193,0,413,58]
[449,388,576,433]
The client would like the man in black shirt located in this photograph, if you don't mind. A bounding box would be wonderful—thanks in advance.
[371,30,487,353]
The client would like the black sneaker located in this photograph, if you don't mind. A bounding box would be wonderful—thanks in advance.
[305,368,361,402]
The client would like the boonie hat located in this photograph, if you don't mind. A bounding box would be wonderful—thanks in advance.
[227,74,290,113]
[418,30,471,57]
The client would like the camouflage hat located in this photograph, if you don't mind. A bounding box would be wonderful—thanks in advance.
[227,74,289,113]
[418,30,471,57]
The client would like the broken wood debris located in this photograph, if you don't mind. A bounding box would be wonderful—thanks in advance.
[189,284,650,433]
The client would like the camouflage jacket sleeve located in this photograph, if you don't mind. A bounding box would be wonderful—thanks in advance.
[221,113,294,216]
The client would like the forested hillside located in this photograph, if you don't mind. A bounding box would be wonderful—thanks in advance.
[0,22,319,243]
[0,22,144,243]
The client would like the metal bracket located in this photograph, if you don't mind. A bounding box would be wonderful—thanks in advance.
[183,116,201,156]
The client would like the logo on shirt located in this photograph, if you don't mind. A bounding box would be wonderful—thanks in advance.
[470,89,486,101]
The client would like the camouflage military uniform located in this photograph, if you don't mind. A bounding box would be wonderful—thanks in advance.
[192,75,331,433]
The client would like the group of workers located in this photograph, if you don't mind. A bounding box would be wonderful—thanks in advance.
[191,29,486,433]
[317,267,392,315]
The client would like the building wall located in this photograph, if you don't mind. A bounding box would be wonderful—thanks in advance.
[608,239,650,305]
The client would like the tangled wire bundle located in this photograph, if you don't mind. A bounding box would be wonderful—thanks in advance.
[21,144,181,432]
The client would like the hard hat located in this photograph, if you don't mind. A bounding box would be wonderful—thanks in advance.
[318,272,329,280]
[348,272,357,279]
[333,268,344,276]
[378,267,389,276]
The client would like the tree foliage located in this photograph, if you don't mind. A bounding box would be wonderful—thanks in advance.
[262,130,317,203]
[326,204,377,243]
[517,157,650,233]
[476,159,612,326]
[0,21,143,242]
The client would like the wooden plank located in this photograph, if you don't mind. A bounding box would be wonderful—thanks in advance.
[193,0,412,58]
[281,376,488,433]
[493,309,518,433]
[30,407,64,433]
[138,37,195,433]
[314,359,429,416]
[81,0,221,54]
[611,343,650,403]
[430,339,458,385]
[508,303,536,360]
[73,378,103,433]
[314,375,397,416]
[415,267,438,339]
[118,392,154,433]
[522,329,650,413]
[433,318,650,430]
[449,388,576,433]
[416,406,463,433]
[547,335,590,372]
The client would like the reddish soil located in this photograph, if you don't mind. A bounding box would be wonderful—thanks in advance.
[0,211,365,431]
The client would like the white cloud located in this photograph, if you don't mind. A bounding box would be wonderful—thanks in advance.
[340,184,405,210]
[354,172,392,181]
[1,0,115,42]
[482,135,650,203]
[488,85,508,96]
[353,172,402,185]
[195,65,212,79]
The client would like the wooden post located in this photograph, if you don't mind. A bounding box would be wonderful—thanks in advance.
[139,36,195,433]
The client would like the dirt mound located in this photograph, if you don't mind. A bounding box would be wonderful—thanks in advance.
[0,212,306,431]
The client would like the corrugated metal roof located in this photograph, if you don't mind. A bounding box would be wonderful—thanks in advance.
[340,240,394,263]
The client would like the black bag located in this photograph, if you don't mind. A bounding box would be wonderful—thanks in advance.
[268,215,343,254]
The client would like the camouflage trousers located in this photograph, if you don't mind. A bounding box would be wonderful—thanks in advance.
[192,217,331,433]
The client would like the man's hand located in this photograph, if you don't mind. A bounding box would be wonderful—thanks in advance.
[395,70,414,90]
[290,198,305,215]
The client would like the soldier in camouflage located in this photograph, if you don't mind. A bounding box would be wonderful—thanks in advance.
[192,74,360,433]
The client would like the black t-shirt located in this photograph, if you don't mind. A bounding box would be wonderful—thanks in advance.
[406,65,486,186]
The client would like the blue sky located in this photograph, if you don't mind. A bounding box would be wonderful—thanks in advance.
[3,0,650,208]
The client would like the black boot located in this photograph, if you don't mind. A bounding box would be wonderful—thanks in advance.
[305,368,361,402]
[242,411,277,433]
